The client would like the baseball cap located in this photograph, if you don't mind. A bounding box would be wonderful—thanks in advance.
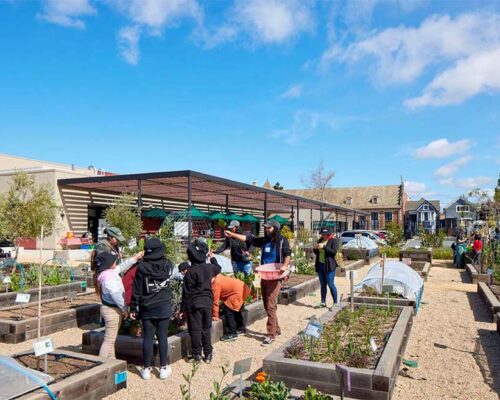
[105,227,126,243]
[227,220,240,229]
[263,219,281,230]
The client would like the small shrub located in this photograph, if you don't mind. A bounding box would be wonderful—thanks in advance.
[379,246,400,258]
[295,258,315,275]
[247,375,291,400]
[280,226,294,240]
[432,247,453,260]
[301,386,333,400]
[385,222,403,246]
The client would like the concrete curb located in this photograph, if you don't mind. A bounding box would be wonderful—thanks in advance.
[477,282,500,322]
[466,264,489,284]
[278,277,320,305]
[399,248,432,266]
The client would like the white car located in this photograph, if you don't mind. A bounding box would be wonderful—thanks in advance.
[339,230,386,246]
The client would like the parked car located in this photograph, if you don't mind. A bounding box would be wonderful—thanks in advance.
[373,230,388,240]
[339,230,387,246]
[0,240,14,258]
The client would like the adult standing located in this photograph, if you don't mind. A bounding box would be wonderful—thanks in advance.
[225,219,291,346]
[213,220,253,276]
[313,228,340,309]
[130,238,174,380]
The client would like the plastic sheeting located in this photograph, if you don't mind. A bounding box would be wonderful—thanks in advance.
[0,356,54,400]
[354,260,424,304]
[342,236,378,250]
[171,255,234,280]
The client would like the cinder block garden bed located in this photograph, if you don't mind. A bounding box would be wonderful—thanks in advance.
[82,300,267,366]
[466,264,490,284]
[0,292,100,343]
[399,248,432,265]
[12,349,126,400]
[477,282,500,322]
[278,275,320,305]
[0,281,87,308]
[263,303,413,400]
[342,248,379,265]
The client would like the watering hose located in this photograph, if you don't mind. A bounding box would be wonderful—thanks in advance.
[0,356,57,400]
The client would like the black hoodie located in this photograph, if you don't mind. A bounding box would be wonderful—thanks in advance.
[131,256,174,320]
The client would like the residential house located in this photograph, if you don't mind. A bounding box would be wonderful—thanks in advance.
[404,198,440,236]
[287,182,407,231]
[443,196,477,235]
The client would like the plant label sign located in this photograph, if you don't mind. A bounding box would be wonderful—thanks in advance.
[15,293,31,303]
[2,276,11,284]
[370,337,378,352]
[33,338,54,357]
[305,320,323,339]
[232,357,252,376]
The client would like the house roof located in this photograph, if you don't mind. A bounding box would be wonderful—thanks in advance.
[406,198,440,212]
[287,185,403,210]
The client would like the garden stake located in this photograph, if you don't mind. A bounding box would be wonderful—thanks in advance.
[381,255,386,294]
[349,271,354,313]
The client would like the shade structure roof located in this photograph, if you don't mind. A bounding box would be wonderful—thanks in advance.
[142,208,169,219]
[170,206,211,219]
[209,211,228,220]
[269,215,290,224]
[241,213,260,223]
[226,212,245,222]
[58,170,367,215]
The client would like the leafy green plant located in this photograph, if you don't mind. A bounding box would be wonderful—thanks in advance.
[180,362,200,400]
[209,366,231,400]
[104,193,143,243]
[158,216,182,264]
[247,376,291,400]
[301,385,333,400]
[234,272,256,303]
[432,247,453,260]
[379,246,400,258]
[280,226,294,240]
[420,226,445,247]
[385,222,403,246]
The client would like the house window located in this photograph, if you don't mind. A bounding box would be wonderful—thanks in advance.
[456,205,470,213]
[345,197,352,205]
[422,205,428,210]
[424,212,429,222]
[371,196,378,205]
[384,212,392,222]
[371,212,379,230]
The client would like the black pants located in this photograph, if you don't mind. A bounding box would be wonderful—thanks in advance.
[223,305,245,335]
[187,307,212,357]
[142,318,169,368]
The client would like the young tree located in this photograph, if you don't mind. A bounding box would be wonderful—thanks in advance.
[385,221,403,246]
[301,161,335,202]
[273,182,284,191]
[103,193,143,243]
[0,172,58,259]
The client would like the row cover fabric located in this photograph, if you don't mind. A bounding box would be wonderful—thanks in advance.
[342,236,378,250]
[354,260,424,305]
[171,254,233,280]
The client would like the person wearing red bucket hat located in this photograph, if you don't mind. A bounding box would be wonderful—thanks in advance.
[224,219,291,346]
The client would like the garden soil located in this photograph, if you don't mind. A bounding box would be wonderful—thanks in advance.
[0,259,498,399]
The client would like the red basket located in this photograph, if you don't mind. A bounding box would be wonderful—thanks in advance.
[256,263,288,280]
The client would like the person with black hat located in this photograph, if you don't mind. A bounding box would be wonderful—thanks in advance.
[224,219,291,346]
[130,238,174,380]
[313,227,340,309]
[212,220,253,276]
[182,238,221,363]
[95,251,130,359]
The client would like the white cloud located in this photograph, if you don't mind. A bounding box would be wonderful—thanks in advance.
[38,0,96,29]
[434,156,472,178]
[118,26,141,65]
[270,110,337,145]
[414,138,472,159]
[231,0,315,45]
[439,176,493,190]
[280,84,303,99]
[404,180,435,199]
[322,12,500,107]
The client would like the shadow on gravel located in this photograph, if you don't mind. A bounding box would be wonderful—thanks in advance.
[242,328,266,342]
[474,328,500,394]
[287,300,316,309]
[459,269,472,284]
[466,291,491,324]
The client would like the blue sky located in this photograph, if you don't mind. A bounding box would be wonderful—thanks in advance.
[1,0,499,207]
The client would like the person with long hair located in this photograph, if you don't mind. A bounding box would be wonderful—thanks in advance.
[313,227,340,309]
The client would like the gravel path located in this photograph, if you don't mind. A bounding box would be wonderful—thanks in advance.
[1,260,499,400]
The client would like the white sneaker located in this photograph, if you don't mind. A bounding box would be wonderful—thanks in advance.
[141,367,152,380]
[159,365,172,380]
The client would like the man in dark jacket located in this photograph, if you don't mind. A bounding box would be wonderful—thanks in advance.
[313,227,340,308]
[182,238,221,363]
[130,238,174,380]
[225,219,291,346]
[213,220,253,276]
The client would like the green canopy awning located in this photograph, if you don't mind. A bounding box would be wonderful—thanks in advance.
[226,213,245,222]
[313,221,336,229]
[240,213,260,223]
[209,211,229,220]
[269,215,290,224]
[171,206,211,220]
[142,208,169,219]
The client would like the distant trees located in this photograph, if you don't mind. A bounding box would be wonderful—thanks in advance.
[273,182,284,191]
[301,161,335,202]
[103,193,143,243]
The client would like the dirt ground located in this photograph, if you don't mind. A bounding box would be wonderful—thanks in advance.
[1,260,499,400]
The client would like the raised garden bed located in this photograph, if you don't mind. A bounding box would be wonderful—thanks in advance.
[400,261,430,282]
[477,282,500,322]
[348,293,416,310]
[73,275,94,288]
[263,303,413,400]
[497,313,500,335]
[466,264,490,284]
[13,349,126,400]
[342,248,379,265]
[0,293,100,343]
[335,260,365,277]
[279,275,319,305]
[0,281,87,308]
[399,248,432,265]
[82,300,267,366]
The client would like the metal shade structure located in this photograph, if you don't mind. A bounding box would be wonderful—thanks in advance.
[58,170,367,241]
[142,208,169,219]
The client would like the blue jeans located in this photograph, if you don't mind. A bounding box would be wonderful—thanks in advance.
[317,262,338,304]
[232,261,253,276]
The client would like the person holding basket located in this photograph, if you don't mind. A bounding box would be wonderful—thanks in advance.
[224,219,291,346]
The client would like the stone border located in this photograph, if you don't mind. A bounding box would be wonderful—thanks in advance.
[0,281,87,308]
[342,248,379,265]
[399,248,432,265]
[82,300,267,366]
[466,264,490,284]
[409,262,430,282]
[15,349,127,400]
[0,294,100,343]
[263,304,413,400]
[278,276,320,305]
[348,295,416,310]
[477,282,500,322]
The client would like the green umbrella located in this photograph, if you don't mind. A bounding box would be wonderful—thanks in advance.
[171,206,211,220]
[226,213,245,222]
[142,208,169,219]
[240,213,260,223]
[269,215,290,224]
[209,211,229,220]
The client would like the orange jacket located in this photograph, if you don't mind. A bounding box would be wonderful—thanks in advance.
[211,274,251,319]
